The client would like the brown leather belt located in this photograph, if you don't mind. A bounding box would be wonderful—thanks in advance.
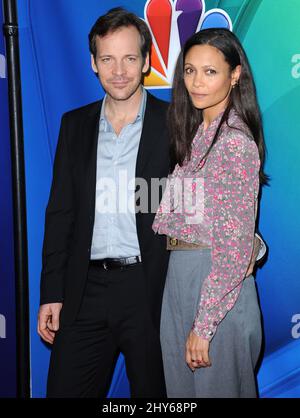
[167,237,210,251]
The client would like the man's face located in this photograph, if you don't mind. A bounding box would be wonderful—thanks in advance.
[91,26,149,102]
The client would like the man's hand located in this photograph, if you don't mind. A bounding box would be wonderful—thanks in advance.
[186,330,211,372]
[38,303,63,344]
[246,235,261,277]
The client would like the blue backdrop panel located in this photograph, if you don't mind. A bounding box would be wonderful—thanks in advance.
[0,3,17,398]
[16,0,300,398]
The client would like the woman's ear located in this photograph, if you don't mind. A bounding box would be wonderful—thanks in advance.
[231,64,242,87]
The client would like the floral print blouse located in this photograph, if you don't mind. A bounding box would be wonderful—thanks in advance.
[152,109,260,341]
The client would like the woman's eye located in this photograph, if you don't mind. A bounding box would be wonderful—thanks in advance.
[206,69,216,75]
[184,67,193,75]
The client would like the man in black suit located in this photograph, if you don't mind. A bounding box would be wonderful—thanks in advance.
[37,8,170,398]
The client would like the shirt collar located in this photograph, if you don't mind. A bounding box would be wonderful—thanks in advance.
[100,87,147,124]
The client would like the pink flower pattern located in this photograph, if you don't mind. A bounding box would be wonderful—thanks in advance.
[152,109,260,341]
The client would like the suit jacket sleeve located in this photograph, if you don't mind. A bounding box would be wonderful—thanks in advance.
[40,113,75,305]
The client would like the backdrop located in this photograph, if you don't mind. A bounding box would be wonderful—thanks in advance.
[14,0,300,397]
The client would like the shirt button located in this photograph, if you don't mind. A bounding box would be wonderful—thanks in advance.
[213,321,218,326]
[208,330,214,337]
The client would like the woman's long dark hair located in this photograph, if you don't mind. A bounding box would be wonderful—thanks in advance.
[168,28,268,184]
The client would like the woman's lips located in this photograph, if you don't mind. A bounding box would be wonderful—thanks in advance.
[191,93,208,99]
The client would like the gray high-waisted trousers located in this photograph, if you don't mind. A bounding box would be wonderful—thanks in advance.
[160,249,262,398]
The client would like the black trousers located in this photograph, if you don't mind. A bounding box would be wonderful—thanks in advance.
[47,262,166,398]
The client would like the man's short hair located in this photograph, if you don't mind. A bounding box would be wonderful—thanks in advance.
[89,7,152,63]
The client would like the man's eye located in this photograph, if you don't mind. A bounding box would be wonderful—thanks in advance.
[127,57,137,62]
[101,58,110,63]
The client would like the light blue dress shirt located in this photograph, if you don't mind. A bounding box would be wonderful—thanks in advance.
[90,89,147,259]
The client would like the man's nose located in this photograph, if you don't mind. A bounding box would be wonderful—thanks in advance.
[112,60,126,75]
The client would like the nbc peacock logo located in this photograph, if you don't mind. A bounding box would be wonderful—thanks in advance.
[144,0,232,88]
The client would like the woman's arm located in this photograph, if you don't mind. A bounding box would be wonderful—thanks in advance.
[192,132,260,342]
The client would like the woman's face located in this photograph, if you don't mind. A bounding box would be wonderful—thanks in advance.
[184,44,240,117]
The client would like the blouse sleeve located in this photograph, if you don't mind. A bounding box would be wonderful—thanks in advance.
[192,132,260,341]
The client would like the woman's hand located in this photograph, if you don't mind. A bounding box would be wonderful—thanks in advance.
[186,330,211,371]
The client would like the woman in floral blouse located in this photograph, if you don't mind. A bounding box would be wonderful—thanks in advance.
[153,28,267,398]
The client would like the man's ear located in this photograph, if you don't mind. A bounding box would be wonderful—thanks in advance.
[142,53,150,74]
[91,54,98,74]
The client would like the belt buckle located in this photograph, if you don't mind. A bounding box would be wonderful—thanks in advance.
[170,238,178,247]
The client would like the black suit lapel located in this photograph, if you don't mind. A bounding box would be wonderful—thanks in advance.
[83,101,102,216]
[136,93,159,179]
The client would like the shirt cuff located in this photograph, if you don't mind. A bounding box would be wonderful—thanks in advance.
[255,233,267,261]
[192,318,218,342]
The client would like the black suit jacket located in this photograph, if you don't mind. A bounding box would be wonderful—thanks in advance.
[40,93,170,330]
